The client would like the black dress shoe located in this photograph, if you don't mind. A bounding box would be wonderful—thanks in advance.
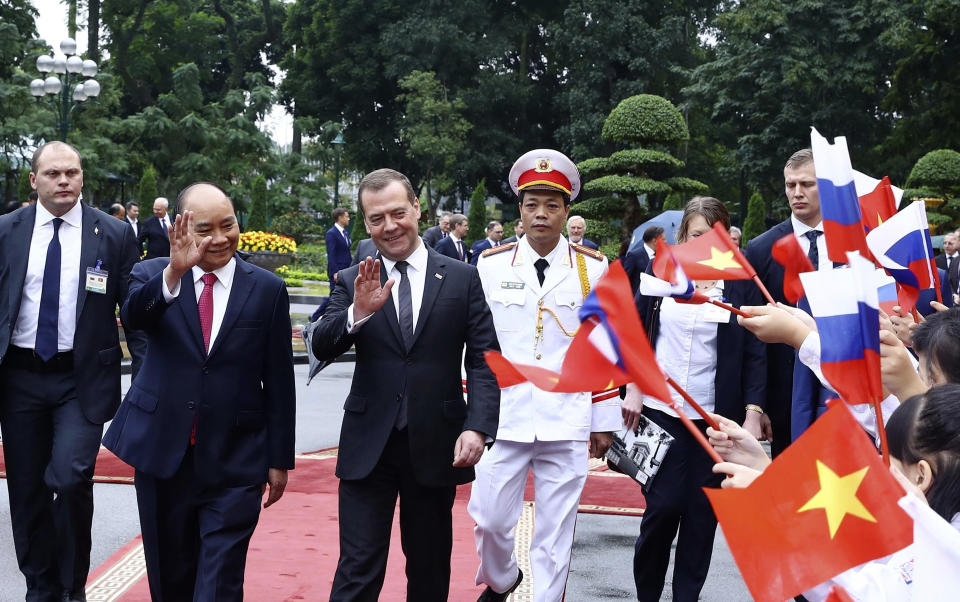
[477,569,523,602]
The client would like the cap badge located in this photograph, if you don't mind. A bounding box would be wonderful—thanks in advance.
[534,158,552,173]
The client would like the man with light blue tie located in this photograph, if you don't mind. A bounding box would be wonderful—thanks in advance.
[0,141,139,601]
[326,207,353,284]
[435,213,470,262]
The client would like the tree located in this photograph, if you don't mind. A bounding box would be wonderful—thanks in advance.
[137,165,158,208]
[576,94,708,242]
[687,0,903,197]
[904,149,960,231]
[247,174,268,230]
[742,191,767,243]
[466,180,487,245]
[396,71,472,221]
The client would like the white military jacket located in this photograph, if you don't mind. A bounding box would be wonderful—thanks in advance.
[477,235,622,443]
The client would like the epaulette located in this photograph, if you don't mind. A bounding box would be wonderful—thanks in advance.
[482,242,516,258]
[570,243,605,261]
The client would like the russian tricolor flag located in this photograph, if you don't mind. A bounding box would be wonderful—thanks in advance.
[811,129,873,264]
[865,200,941,314]
[799,252,883,406]
[874,268,899,316]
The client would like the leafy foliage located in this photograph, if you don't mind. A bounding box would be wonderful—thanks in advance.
[466,180,487,245]
[137,165,158,208]
[269,211,321,245]
[906,149,960,231]
[601,94,689,145]
[743,191,767,243]
[247,174,268,231]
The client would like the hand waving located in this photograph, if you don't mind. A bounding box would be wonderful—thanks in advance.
[353,257,395,322]
[163,211,211,290]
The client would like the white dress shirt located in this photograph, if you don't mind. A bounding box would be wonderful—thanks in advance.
[642,281,723,417]
[12,201,83,352]
[127,216,139,236]
[161,258,237,350]
[449,234,465,259]
[347,239,428,332]
[791,214,831,270]
[644,243,656,260]
[334,222,348,241]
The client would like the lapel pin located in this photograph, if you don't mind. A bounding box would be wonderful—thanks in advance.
[94,226,99,236]
[434,273,443,280]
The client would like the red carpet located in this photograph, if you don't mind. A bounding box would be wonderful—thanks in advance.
[3,446,643,599]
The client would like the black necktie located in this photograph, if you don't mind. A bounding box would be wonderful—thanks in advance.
[456,240,464,261]
[948,255,953,270]
[804,230,821,270]
[395,261,414,348]
[36,218,63,361]
[535,258,549,286]
[161,217,168,239]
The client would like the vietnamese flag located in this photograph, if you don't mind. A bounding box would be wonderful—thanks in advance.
[655,222,756,281]
[705,402,913,602]
[858,176,898,233]
[771,234,815,303]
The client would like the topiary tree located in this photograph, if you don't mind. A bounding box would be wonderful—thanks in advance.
[138,166,158,210]
[466,180,487,245]
[575,95,708,242]
[904,149,960,232]
[742,191,767,243]
[350,207,369,251]
[247,175,268,231]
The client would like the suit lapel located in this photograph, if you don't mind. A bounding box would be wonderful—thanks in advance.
[7,205,36,327]
[176,268,206,354]
[412,250,446,345]
[378,256,404,349]
[207,257,256,359]
[76,204,104,322]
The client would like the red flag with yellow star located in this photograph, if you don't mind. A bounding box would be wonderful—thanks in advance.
[705,402,913,602]
[858,176,898,233]
[655,223,756,281]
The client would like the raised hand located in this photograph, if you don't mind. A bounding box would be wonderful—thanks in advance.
[706,413,771,471]
[164,211,212,290]
[353,257,395,322]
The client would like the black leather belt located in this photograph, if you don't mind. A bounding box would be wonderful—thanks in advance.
[4,346,74,373]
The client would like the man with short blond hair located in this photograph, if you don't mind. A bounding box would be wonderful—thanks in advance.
[435,213,470,261]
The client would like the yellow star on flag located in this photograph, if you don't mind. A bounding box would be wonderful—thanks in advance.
[696,247,742,271]
[797,460,877,538]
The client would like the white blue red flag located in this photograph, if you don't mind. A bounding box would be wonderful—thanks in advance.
[874,268,899,316]
[799,252,883,405]
[811,129,873,264]
[865,200,941,314]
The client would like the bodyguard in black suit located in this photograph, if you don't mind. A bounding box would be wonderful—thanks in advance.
[469,220,504,265]
[935,230,959,296]
[139,197,171,259]
[103,183,296,601]
[313,169,500,601]
[326,207,353,283]
[0,142,139,601]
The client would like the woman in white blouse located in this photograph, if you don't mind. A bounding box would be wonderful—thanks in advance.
[627,196,766,601]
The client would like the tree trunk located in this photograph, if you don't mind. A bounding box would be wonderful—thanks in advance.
[67,0,77,38]
[87,0,100,62]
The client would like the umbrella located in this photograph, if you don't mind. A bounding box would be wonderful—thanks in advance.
[628,210,684,253]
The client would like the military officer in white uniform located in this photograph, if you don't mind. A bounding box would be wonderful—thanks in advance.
[470,149,622,602]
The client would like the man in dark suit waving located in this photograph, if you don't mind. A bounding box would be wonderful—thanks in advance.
[103,183,296,601]
[312,169,500,601]
[326,207,352,284]
[0,142,139,601]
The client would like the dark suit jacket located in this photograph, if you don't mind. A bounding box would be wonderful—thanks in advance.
[0,203,139,423]
[351,238,377,266]
[469,239,494,265]
[636,276,766,423]
[326,226,352,282]
[572,237,599,250]
[312,246,500,488]
[102,256,296,488]
[744,219,795,417]
[422,225,444,248]
[435,235,468,262]
[139,215,170,259]
[501,234,520,245]
[622,246,650,294]
[935,253,959,294]
[126,216,140,238]
[917,267,955,315]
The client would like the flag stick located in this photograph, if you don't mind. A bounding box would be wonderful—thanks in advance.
[666,376,721,430]
[751,275,777,305]
[709,299,751,318]
[659,395,724,464]
[873,400,890,466]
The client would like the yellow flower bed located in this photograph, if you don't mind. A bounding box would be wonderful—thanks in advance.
[239,231,297,254]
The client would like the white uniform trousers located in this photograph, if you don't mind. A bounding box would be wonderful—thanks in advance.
[469,439,588,602]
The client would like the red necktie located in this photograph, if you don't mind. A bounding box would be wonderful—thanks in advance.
[198,273,216,352]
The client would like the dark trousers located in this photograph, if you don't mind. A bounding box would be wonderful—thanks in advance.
[633,408,722,602]
[124,328,148,383]
[330,428,457,602]
[134,448,262,602]
[0,364,102,602]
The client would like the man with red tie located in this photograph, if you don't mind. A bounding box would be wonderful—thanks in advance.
[103,182,296,601]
